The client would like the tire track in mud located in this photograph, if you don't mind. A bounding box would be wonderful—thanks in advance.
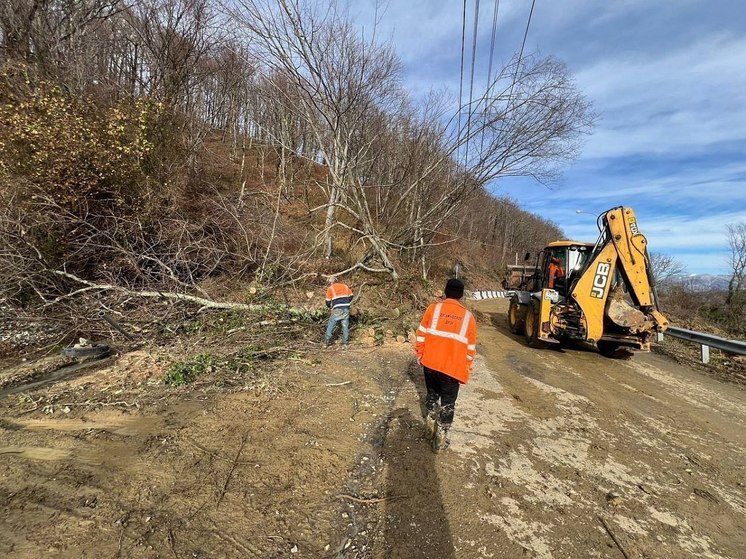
[415,299,746,559]
[0,347,417,558]
[1,301,744,558]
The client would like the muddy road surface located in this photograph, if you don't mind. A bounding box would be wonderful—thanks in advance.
[377,299,745,559]
[1,298,744,558]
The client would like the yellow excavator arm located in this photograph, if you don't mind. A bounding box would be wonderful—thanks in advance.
[508,206,669,356]
[572,207,668,343]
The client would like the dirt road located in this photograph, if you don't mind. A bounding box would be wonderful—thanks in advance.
[1,298,744,558]
[376,298,746,559]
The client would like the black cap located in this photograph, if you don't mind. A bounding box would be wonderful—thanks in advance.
[444,278,464,300]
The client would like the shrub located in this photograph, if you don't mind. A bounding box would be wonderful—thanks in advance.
[164,353,215,386]
[0,82,162,209]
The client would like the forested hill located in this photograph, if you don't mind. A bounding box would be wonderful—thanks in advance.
[0,0,590,326]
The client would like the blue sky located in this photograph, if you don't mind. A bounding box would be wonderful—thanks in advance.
[351,0,746,275]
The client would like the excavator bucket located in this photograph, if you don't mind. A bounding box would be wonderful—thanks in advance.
[606,297,647,332]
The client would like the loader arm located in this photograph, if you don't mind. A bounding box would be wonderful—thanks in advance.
[571,241,619,343]
[570,207,668,343]
[606,207,653,306]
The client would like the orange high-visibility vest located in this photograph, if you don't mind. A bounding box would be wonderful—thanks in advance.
[325,282,353,309]
[415,298,476,383]
[548,262,565,289]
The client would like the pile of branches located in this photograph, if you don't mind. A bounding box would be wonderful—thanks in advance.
[0,0,595,352]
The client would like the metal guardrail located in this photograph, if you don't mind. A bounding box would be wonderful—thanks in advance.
[468,288,745,365]
[660,326,746,364]
[470,290,514,300]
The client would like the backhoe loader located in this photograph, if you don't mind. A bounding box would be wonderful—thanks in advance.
[507,206,669,357]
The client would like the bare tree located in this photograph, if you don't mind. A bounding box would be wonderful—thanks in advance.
[648,251,686,287]
[0,0,597,321]
[0,0,125,84]
[726,222,746,307]
[366,55,593,277]
[227,0,593,279]
[229,0,403,274]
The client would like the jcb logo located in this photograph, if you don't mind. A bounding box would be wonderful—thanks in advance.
[590,262,611,298]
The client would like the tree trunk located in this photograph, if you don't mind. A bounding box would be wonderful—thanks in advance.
[323,183,338,259]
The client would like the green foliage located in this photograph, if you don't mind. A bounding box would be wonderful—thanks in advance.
[223,344,261,376]
[354,310,378,327]
[285,306,326,323]
[243,299,327,324]
[164,353,215,386]
[239,344,262,357]
[160,306,327,343]
[394,319,417,340]
[0,82,163,209]
[212,310,246,334]
[373,328,385,346]
[257,263,280,283]
[705,304,746,338]
[183,320,205,335]
[163,343,295,388]
[660,287,746,339]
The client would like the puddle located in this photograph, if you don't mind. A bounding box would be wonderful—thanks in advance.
[0,356,114,399]
[0,444,111,465]
[7,416,160,436]
[0,446,72,461]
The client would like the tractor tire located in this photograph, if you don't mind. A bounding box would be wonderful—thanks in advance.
[508,298,525,335]
[524,303,549,349]
[61,343,110,360]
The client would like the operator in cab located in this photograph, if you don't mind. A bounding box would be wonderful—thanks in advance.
[548,256,565,289]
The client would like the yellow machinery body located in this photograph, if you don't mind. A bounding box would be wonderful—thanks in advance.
[507,207,669,356]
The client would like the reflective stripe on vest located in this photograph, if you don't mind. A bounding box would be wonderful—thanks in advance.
[430,303,442,330]
[422,305,472,346]
[327,284,352,309]
[327,284,351,299]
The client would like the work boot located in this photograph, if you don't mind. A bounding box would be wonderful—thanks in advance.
[424,412,437,440]
[432,423,451,452]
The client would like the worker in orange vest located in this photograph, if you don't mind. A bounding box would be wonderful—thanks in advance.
[324,276,353,348]
[415,278,476,452]
[548,256,566,289]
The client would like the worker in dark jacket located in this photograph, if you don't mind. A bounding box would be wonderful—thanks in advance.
[324,276,353,347]
[415,278,476,451]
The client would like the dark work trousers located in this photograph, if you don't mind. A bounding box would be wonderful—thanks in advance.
[423,366,461,426]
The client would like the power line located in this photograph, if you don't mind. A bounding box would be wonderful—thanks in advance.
[500,0,537,158]
[486,0,501,94]
[479,0,501,153]
[517,0,536,71]
[456,0,468,163]
[508,0,536,103]
[464,0,481,168]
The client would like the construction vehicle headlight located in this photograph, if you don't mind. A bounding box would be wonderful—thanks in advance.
[544,290,559,303]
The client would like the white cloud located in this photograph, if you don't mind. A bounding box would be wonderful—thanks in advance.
[575,33,746,158]
[349,1,467,63]
[348,0,746,275]
[554,210,741,275]
[502,156,746,218]
[352,3,746,160]
[559,162,745,208]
